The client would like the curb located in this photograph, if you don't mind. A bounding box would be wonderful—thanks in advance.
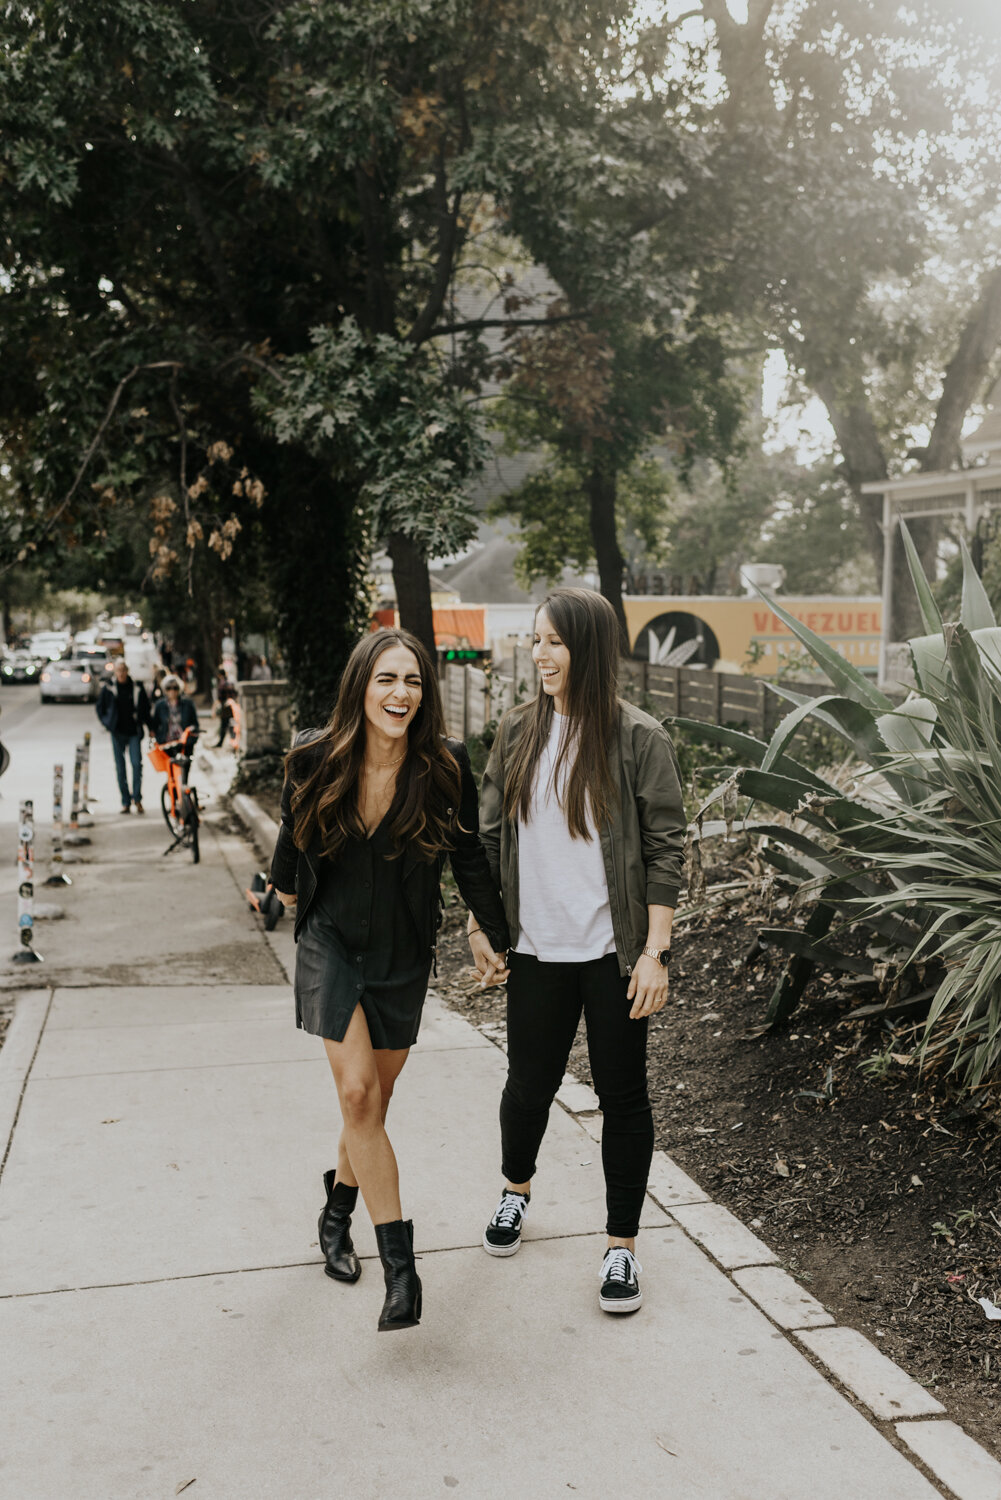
[552,1076,1000,1498]
[194,749,279,862]
[231,792,279,862]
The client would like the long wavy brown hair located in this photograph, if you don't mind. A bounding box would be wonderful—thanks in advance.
[502,588,621,840]
[285,629,460,861]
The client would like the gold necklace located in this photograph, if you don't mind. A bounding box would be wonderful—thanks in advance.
[367,752,406,770]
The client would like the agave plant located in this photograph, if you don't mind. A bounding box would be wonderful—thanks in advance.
[677,524,1001,1087]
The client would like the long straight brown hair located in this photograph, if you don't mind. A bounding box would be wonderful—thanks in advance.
[285,628,460,861]
[502,588,621,840]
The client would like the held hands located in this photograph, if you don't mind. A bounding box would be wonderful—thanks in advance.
[275,890,298,908]
[468,927,509,989]
[627,952,669,1020]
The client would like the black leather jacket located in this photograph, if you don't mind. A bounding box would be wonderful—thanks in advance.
[270,730,509,963]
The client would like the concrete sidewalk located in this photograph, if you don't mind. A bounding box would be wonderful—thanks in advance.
[0,744,998,1498]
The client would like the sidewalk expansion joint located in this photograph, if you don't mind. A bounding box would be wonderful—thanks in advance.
[0,988,54,1187]
[0,1231,636,1300]
[29,1057,328,1082]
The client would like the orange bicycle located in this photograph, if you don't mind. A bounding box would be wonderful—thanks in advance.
[147,727,201,863]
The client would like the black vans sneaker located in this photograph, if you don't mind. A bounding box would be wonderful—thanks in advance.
[482,1189,530,1257]
[598,1246,643,1313]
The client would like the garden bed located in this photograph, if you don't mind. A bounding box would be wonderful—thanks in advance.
[434,858,1001,1462]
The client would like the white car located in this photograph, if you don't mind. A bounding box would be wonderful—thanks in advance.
[39,660,99,704]
[124,640,161,684]
[30,631,71,662]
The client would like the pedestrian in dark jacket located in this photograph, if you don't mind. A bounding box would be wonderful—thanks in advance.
[150,675,200,747]
[473,588,686,1316]
[270,628,509,1333]
[215,667,236,747]
[96,660,152,813]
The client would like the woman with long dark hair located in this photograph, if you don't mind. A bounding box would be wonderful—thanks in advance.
[271,628,509,1332]
[468,588,685,1314]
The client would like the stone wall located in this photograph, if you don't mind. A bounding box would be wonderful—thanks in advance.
[237,680,292,756]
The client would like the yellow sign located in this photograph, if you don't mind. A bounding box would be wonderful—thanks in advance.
[623,595,883,676]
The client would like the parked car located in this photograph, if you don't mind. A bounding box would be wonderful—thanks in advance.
[124,638,161,684]
[97,632,125,660]
[30,631,71,662]
[72,645,112,686]
[39,659,99,703]
[1,649,42,685]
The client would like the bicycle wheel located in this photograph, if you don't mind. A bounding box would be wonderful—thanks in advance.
[186,788,200,864]
[161,781,184,840]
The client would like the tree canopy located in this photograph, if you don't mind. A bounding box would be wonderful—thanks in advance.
[3,0,1001,704]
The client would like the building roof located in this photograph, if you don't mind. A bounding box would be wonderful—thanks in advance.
[436,535,543,605]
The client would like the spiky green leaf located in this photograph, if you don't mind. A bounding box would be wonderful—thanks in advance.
[899,520,944,636]
[959,534,997,631]
[751,587,894,711]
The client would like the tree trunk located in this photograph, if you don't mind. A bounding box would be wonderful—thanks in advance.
[585,460,630,654]
[811,374,888,575]
[924,265,1001,472]
[261,451,370,729]
[387,531,436,659]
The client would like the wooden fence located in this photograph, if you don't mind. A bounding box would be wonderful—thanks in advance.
[442,652,833,742]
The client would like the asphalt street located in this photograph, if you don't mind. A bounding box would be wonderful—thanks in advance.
[0,683,99,831]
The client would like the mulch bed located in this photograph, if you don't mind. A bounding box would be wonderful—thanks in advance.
[434,867,1001,1462]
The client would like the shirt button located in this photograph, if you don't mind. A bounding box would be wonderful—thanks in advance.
[361,918,368,926]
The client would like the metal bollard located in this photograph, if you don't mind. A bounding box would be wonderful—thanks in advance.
[64,744,92,847]
[78,730,94,822]
[44,763,73,886]
[11,800,43,964]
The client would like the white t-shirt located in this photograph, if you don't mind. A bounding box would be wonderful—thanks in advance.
[513,714,617,963]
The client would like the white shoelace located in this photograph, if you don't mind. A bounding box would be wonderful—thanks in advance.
[492,1192,528,1229]
[600,1247,642,1283]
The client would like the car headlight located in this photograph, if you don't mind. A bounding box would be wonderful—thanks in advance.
[40,672,50,682]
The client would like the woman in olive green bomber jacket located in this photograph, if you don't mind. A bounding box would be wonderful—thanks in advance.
[467,587,687,1316]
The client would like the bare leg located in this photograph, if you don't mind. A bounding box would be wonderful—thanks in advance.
[323,1007,410,1224]
[335,1048,407,1188]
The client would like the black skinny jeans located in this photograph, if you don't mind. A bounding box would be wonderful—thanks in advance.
[500,950,654,1239]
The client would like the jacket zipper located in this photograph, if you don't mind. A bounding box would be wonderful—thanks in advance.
[602,822,631,974]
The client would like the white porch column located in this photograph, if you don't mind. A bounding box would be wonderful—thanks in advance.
[879,490,894,684]
[964,478,977,535]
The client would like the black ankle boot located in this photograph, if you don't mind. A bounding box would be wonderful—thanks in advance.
[318,1170,361,1283]
[374,1219,422,1331]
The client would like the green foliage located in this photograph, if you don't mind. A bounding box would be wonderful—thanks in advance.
[748,456,875,596]
[255,321,486,563]
[0,0,639,702]
[490,453,676,588]
[693,526,1001,1088]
